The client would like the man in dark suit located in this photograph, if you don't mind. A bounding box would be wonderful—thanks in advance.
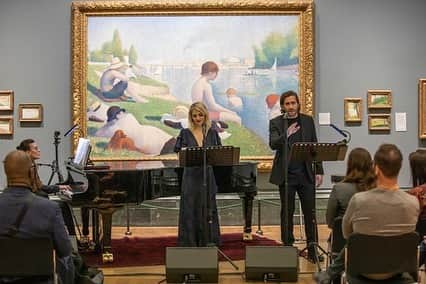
[0,150,74,284]
[269,90,324,262]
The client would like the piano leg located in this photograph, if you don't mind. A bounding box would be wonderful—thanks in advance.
[81,207,90,237]
[77,207,94,249]
[241,193,255,240]
[92,209,100,251]
[95,205,124,263]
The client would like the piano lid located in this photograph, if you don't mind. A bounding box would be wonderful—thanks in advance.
[85,160,179,172]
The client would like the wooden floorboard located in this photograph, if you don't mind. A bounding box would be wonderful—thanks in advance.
[101,225,331,283]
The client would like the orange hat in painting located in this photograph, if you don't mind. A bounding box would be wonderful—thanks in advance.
[265,93,280,109]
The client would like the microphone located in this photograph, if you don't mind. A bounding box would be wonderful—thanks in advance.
[201,124,207,149]
[202,124,207,137]
[281,109,289,119]
[64,124,79,137]
[329,123,348,138]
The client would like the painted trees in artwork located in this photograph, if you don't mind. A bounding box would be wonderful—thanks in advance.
[253,27,298,69]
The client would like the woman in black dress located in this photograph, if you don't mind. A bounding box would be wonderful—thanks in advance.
[174,101,222,246]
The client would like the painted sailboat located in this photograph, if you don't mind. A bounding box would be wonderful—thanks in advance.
[245,57,277,76]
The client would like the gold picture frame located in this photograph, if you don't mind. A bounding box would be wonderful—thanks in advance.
[18,104,43,122]
[0,90,14,111]
[419,79,426,139]
[344,98,362,122]
[71,0,315,167]
[368,114,391,131]
[367,90,392,109]
[0,117,13,135]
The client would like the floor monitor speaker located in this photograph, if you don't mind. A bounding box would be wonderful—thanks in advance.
[166,247,218,283]
[245,246,299,282]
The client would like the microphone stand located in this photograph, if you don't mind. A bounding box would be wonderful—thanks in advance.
[47,130,64,185]
[281,113,291,246]
[203,124,238,271]
[202,125,211,243]
[329,123,351,144]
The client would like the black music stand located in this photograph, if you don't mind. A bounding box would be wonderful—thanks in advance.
[178,146,239,167]
[179,146,240,271]
[289,142,347,270]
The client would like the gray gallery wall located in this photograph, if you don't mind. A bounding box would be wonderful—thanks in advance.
[0,0,425,188]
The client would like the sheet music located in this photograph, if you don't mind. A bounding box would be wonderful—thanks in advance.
[73,138,91,166]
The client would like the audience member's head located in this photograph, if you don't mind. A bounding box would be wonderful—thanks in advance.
[3,150,34,189]
[374,143,403,179]
[344,147,376,191]
[409,149,426,187]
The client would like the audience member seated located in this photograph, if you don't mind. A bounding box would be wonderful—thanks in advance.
[0,150,75,284]
[326,148,376,279]
[326,147,376,229]
[315,144,419,283]
[316,148,376,283]
[407,149,426,265]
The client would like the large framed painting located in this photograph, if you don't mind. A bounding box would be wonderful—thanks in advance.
[71,0,315,168]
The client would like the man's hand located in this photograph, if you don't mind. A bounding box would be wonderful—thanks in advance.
[315,175,323,187]
[287,122,300,138]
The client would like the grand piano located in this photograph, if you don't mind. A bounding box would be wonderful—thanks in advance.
[68,159,258,262]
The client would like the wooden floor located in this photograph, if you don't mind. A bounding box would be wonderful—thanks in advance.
[102,225,331,284]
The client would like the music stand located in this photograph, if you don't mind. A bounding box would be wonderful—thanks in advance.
[178,146,240,271]
[179,146,239,167]
[289,142,347,270]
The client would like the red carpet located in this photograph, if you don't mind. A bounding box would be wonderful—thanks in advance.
[82,233,280,267]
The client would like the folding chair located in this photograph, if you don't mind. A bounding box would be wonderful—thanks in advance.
[0,238,57,283]
[326,217,346,267]
[342,232,419,284]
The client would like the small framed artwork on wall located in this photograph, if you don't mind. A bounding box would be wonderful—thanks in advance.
[368,114,391,131]
[0,90,14,111]
[18,103,43,122]
[367,90,392,109]
[344,98,362,122]
[0,117,13,134]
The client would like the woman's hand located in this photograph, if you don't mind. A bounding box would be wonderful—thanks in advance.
[59,185,73,198]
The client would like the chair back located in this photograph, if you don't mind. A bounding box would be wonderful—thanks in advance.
[346,232,418,280]
[0,237,55,278]
[331,217,345,254]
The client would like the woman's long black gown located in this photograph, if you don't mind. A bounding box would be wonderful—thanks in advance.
[174,127,222,246]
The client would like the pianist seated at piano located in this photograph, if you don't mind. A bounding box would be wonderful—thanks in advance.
[17,139,77,236]
[174,101,222,247]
